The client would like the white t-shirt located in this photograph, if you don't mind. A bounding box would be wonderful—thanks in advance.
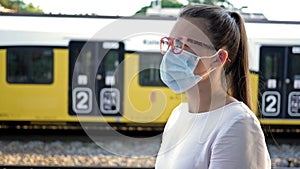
[155,102,271,169]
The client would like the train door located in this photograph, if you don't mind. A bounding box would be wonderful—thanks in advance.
[259,46,300,118]
[287,47,300,117]
[69,41,124,116]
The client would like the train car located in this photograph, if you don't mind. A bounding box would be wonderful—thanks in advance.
[0,13,180,130]
[0,13,300,131]
[245,19,300,129]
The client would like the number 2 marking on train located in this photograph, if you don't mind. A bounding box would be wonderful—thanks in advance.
[262,91,280,116]
[76,92,88,109]
[72,88,92,114]
[265,95,277,112]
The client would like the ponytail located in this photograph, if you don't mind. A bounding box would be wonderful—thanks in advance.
[180,5,253,110]
[228,12,252,110]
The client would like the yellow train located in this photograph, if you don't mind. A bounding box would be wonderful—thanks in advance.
[0,13,300,130]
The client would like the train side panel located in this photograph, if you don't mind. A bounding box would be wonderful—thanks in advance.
[0,48,74,122]
[250,72,259,116]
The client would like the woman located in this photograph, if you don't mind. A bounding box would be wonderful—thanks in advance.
[156,5,271,169]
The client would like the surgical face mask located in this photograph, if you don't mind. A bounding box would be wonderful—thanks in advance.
[160,49,218,94]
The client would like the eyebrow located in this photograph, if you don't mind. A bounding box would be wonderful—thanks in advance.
[187,38,215,51]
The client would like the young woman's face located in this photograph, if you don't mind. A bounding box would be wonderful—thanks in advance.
[169,17,217,76]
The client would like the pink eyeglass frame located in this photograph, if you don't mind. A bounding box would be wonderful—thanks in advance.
[159,36,216,55]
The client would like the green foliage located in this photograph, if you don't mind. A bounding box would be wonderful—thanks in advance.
[187,0,246,11]
[135,0,245,15]
[0,0,43,13]
[135,6,150,15]
[135,0,184,15]
[20,2,43,13]
[161,0,184,8]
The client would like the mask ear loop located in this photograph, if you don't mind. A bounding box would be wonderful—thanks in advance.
[198,49,222,59]
[193,49,220,79]
[198,67,217,79]
[200,49,232,65]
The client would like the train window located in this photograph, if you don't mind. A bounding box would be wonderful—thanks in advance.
[139,52,165,86]
[104,50,119,86]
[7,47,53,84]
[288,49,300,82]
[265,54,279,78]
[260,47,285,89]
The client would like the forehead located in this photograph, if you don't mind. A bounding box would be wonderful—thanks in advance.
[170,17,212,45]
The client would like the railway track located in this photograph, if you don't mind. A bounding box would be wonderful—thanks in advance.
[1,128,299,168]
[1,166,300,169]
[0,166,154,169]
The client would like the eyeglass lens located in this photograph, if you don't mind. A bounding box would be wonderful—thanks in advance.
[173,38,184,54]
[160,38,170,54]
[160,37,186,54]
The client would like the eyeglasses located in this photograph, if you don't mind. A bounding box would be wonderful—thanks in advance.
[160,36,216,55]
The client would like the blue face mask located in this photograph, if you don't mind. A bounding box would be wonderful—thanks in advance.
[160,49,218,94]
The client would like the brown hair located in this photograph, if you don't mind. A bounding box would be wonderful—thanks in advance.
[180,5,252,110]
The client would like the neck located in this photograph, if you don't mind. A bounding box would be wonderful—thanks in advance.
[186,80,236,113]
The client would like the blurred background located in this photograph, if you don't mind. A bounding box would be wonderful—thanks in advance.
[1,0,300,168]
[0,0,299,21]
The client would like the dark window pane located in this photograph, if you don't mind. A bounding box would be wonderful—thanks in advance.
[7,47,54,84]
[289,48,300,81]
[104,50,119,86]
[139,52,165,86]
[260,46,285,89]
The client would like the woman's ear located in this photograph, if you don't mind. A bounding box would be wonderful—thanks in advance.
[211,49,228,67]
[219,49,228,65]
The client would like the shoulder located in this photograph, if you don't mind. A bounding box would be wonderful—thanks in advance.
[223,102,259,124]
[210,102,271,168]
[218,102,263,136]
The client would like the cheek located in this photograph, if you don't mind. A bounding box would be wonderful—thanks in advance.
[193,60,210,75]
